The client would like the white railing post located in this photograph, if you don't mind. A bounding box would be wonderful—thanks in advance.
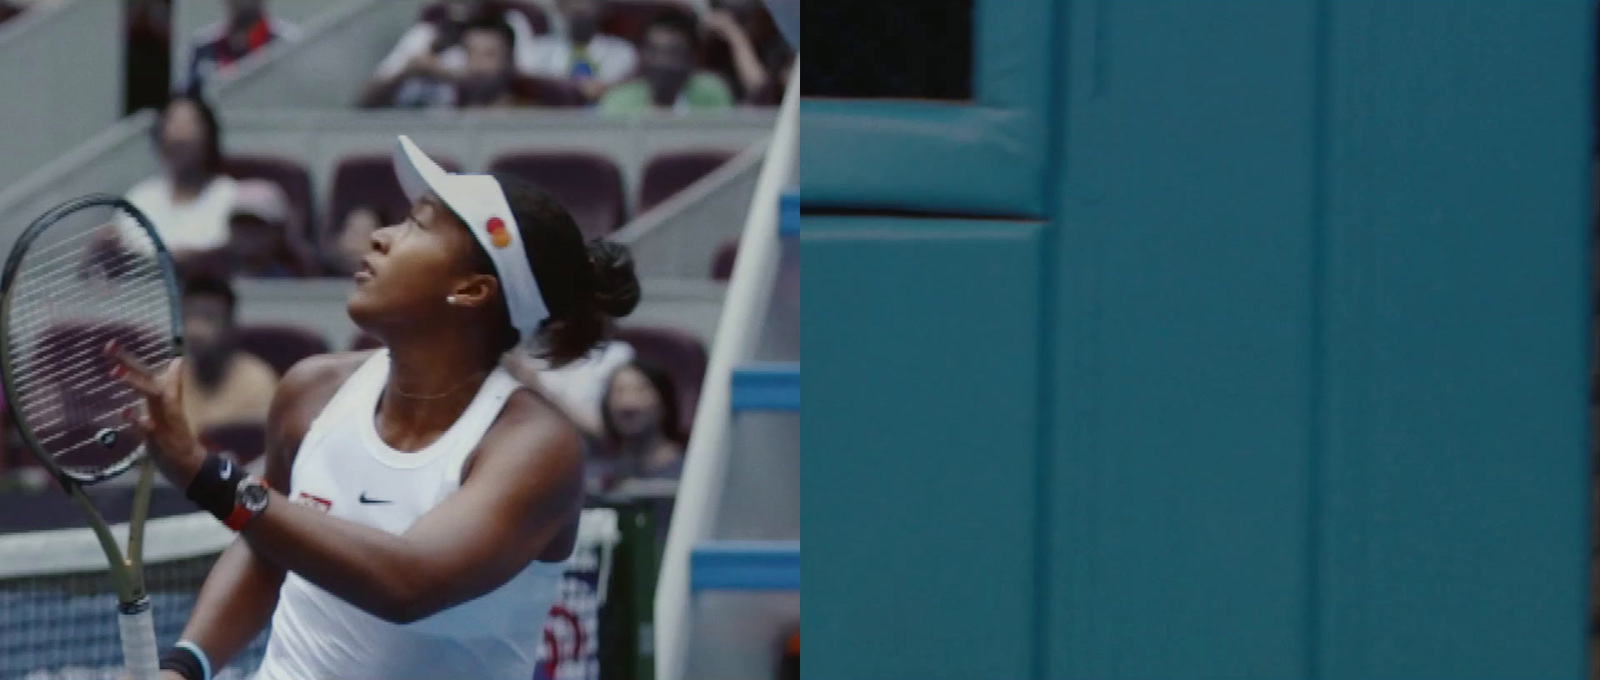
[654,63,799,680]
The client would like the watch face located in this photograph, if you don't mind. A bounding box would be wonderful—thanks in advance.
[239,481,269,512]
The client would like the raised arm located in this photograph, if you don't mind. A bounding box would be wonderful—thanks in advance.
[235,391,583,623]
[165,355,350,671]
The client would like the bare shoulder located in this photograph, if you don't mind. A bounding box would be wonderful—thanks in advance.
[270,351,375,441]
[466,389,584,484]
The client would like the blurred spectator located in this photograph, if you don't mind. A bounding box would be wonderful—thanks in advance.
[702,0,792,105]
[523,0,637,103]
[596,361,687,486]
[456,15,527,108]
[124,91,237,257]
[224,179,316,278]
[125,0,173,114]
[599,13,732,114]
[502,339,635,438]
[361,0,539,109]
[182,0,300,90]
[179,273,278,432]
[328,204,389,276]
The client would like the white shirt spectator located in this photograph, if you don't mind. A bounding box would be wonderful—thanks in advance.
[372,10,540,108]
[122,175,238,252]
[506,339,635,435]
[521,33,638,85]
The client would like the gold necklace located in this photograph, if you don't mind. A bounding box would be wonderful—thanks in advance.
[388,371,488,400]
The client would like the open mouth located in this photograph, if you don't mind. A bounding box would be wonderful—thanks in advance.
[355,260,375,282]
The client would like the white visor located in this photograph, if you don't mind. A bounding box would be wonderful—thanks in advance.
[392,135,549,342]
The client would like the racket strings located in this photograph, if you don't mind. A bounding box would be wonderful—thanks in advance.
[4,204,178,480]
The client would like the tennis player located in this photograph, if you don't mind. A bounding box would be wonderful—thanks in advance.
[108,135,641,679]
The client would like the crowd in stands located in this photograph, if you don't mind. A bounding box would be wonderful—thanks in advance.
[0,0,761,524]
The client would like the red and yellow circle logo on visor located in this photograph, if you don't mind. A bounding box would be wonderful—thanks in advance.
[486,217,511,248]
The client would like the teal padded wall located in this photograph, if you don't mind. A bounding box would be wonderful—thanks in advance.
[803,218,1044,679]
[1047,1,1319,676]
[802,1,1594,678]
[1313,2,1592,677]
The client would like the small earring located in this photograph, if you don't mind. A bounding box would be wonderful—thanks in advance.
[446,295,458,305]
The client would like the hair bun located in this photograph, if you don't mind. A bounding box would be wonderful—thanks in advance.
[586,240,641,318]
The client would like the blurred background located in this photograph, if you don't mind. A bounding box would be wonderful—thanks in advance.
[0,1,797,679]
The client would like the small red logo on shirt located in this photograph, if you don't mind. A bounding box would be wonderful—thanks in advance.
[293,492,332,513]
[486,217,511,248]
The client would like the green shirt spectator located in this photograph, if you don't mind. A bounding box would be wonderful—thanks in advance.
[598,12,733,115]
[598,73,733,114]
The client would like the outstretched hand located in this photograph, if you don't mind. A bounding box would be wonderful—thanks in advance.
[105,340,204,487]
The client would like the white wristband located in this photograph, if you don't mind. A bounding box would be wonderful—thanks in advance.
[175,639,213,680]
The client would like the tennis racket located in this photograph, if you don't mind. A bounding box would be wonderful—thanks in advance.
[0,194,184,679]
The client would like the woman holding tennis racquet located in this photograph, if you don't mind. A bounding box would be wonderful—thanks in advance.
[107,136,640,679]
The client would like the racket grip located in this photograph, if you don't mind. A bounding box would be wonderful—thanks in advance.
[119,597,161,680]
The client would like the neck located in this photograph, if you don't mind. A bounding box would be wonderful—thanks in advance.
[375,326,497,442]
[170,174,209,200]
[619,433,678,467]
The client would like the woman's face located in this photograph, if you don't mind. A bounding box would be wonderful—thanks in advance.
[607,366,665,439]
[347,195,483,331]
[159,100,209,178]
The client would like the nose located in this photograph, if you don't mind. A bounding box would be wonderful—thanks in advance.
[370,223,396,253]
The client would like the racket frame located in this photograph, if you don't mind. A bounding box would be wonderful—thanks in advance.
[0,194,185,677]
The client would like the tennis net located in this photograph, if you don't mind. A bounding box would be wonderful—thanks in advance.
[0,508,621,680]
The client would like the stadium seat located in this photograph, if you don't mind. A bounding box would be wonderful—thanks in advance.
[225,155,317,240]
[710,238,737,280]
[602,0,696,45]
[329,153,462,240]
[614,326,706,435]
[420,1,551,34]
[235,325,329,376]
[200,423,266,466]
[511,75,586,107]
[638,150,734,213]
[487,152,626,241]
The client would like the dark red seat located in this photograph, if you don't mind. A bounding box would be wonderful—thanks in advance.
[511,75,585,107]
[419,1,551,34]
[639,150,734,213]
[224,155,317,240]
[602,0,695,45]
[614,326,706,435]
[235,324,329,376]
[487,152,626,241]
[329,153,462,239]
[710,238,738,281]
[200,423,266,466]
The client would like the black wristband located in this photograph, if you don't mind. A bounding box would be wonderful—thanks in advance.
[159,645,204,680]
[184,453,242,522]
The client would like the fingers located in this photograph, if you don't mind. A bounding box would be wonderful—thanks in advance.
[103,340,161,397]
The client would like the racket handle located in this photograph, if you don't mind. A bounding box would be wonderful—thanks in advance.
[119,597,161,680]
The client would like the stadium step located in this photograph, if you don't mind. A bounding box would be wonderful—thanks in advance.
[690,540,801,592]
[779,190,799,238]
[730,362,800,412]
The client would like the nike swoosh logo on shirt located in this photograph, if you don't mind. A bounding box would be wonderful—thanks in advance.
[358,492,392,505]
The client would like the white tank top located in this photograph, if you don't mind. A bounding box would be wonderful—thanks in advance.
[253,350,566,680]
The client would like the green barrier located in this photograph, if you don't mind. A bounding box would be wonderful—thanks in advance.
[592,480,676,680]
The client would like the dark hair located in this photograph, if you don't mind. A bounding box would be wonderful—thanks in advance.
[153,88,224,176]
[601,361,687,446]
[181,270,237,317]
[463,13,516,58]
[643,11,699,50]
[470,173,641,365]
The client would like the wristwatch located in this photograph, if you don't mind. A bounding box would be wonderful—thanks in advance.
[224,477,269,531]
